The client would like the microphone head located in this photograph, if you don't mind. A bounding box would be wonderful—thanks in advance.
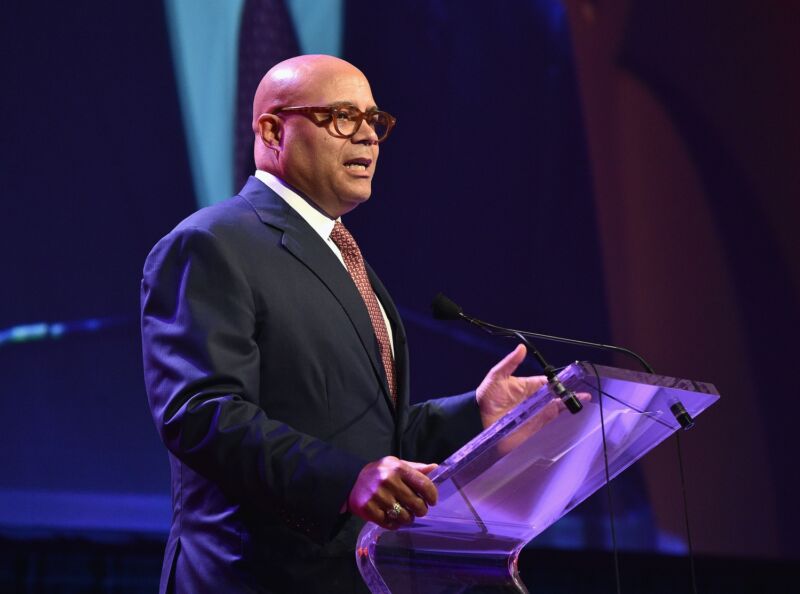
[431,293,463,320]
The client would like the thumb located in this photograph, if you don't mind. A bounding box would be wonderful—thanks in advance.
[490,344,527,378]
[405,461,438,475]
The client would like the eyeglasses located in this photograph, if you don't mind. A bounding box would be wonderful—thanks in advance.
[274,104,396,143]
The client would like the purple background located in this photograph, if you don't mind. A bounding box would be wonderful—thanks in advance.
[1,0,798,577]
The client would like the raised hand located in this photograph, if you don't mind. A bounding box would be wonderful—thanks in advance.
[476,344,548,428]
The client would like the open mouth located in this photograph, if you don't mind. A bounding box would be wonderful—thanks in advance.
[343,157,372,171]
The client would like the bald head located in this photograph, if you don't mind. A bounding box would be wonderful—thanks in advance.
[251,55,383,218]
[252,55,368,126]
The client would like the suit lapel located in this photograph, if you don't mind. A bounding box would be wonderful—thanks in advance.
[239,177,394,408]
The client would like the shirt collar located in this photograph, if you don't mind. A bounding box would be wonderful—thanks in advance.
[254,170,338,242]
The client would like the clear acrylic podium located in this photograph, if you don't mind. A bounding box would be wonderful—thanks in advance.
[356,361,719,593]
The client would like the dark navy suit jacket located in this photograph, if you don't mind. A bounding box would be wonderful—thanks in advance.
[141,177,482,593]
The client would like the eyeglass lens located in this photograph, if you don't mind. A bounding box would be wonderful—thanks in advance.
[332,107,391,140]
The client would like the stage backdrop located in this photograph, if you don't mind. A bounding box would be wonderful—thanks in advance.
[1,0,797,564]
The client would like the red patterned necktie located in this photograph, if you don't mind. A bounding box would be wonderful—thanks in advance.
[330,221,397,405]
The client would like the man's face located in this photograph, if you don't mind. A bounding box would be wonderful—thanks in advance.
[278,67,380,218]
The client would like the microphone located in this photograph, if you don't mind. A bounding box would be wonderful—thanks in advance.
[432,293,695,428]
[433,293,583,414]
[431,293,463,320]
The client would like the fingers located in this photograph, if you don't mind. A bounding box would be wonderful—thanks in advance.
[406,461,438,475]
[552,390,592,413]
[392,478,430,518]
[399,463,438,507]
[490,344,527,378]
[347,457,440,531]
[403,462,438,503]
[523,375,548,395]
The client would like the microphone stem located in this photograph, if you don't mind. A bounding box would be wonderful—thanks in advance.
[459,312,696,426]
[511,332,555,378]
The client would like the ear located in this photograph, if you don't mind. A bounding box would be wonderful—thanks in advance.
[257,114,282,151]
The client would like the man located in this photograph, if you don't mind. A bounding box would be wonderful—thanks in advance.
[141,54,544,593]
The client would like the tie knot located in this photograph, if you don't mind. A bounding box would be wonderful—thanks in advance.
[330,220,359,256]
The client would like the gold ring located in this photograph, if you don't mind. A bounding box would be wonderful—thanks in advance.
[385,502,403,521]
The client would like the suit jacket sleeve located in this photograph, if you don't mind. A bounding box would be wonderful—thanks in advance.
[141,225,365,543]
[401,391,484,463]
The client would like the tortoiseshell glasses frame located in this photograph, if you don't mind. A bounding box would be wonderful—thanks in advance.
[274,104,397,143]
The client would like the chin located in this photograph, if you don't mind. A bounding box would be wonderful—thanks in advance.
[344,183,373,203]
[335,192,371,216]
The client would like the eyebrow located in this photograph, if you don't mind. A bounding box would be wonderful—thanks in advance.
[329,100,380,112]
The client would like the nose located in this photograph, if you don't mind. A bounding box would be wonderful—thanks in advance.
[351,117,379,145]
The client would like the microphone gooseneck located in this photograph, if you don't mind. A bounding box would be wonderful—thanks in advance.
[432,293,583,414]
[431,293,695,429]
